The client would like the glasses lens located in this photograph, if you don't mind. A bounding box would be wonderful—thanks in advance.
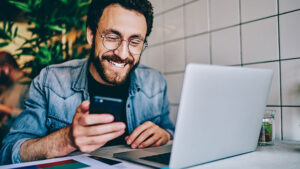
[102,34,120,50]
[128,40,145,55]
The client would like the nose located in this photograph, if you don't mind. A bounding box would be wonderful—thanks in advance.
[114,40,130,60]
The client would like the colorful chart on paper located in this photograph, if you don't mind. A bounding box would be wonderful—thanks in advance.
[10,159,89,169]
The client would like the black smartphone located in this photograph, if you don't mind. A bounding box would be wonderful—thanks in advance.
[90,96,124,121]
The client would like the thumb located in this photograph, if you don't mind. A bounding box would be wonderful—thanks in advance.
[77,100,90,114]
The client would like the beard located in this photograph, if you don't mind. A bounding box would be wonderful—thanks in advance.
[90,41,140,86]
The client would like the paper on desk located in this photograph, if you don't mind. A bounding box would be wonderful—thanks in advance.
[0,154,116,169]
[0,154,146,169]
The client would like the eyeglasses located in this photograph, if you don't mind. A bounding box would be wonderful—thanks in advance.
[100,33,148,55]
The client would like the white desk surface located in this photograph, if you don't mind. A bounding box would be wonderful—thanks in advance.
[89,140,300,169]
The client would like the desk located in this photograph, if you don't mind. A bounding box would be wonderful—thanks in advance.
[89,141,300,169]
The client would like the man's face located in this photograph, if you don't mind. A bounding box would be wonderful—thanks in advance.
[88,4,147,86]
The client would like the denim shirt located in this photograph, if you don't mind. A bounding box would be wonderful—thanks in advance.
[0,58,175,164]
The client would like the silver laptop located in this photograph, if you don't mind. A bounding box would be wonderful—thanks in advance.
[114,64,273,169]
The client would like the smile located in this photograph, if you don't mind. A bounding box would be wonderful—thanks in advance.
[108,60,126,68]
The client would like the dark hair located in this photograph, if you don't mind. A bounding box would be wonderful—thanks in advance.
[87,0,153,38]
[0,51,18,68]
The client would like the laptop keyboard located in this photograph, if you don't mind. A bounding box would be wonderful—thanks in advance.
[140,152,171,165]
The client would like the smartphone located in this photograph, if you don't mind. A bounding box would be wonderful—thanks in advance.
[90,96,124,121]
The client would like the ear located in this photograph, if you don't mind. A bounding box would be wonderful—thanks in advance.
[86,26,94,47]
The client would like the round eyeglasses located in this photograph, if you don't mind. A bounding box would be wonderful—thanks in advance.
[100,33,148,55]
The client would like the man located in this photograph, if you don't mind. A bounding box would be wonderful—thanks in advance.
[0,51,30,148]
[0,0,174,164]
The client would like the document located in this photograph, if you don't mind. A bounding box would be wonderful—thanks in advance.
[0,154,144,169]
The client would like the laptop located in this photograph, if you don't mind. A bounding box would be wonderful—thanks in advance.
[114,64,273,169]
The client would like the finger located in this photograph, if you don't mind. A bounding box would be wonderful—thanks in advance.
[85,122,126,136]
[131,125,158,149]
[125,136,129,141]
[78,114,114,126]
[138,134,160,148]
[126,121,154,145]
[76,101,90,114]
[152,137,166,147]
[75,130,125,146]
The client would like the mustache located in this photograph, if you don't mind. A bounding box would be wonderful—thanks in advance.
[102,54,134,65]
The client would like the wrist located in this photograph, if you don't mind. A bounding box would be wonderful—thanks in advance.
[45,126,76,158]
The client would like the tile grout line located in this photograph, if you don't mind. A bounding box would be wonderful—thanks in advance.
[277,0,284,141]
[239,0,243,67]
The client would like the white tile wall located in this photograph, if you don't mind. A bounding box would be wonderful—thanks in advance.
[280,11,300,59]
[165,73,185,104]
[163,7,184,42]
[184,0,209,36]
[164,40,186,72]
[143,45,164,73]
[184,0,195,3]
[210,0,240,30]
[148,15,164,45]
[211,26,241,65]
[282,107,300,141]
[147,0,300,139]
[281,59,300,106]
[245,62,281,105]
[163,0,184,11]
[241,17,279,63]
[149,0,163,14]
[186,34,210,65]
[279,0,300,13]
[241,0,277,22]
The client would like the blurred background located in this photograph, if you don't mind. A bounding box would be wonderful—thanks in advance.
[1,0,300,142]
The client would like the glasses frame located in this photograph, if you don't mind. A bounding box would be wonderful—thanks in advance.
[100,34,148,55]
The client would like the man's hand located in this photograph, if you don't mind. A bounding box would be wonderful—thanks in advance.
[20,100,126,162]
[70,100,126,153]
[125,121,171,149]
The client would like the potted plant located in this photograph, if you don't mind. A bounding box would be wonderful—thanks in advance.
[0,0,90,79]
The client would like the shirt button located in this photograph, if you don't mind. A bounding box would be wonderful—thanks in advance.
[127,104,130,108]
[137,88,140,92]
[50,123,55,128]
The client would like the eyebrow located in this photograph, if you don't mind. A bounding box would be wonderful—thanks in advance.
[102,29,145,40]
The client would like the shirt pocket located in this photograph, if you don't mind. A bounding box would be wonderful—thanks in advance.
[46,92,82,133]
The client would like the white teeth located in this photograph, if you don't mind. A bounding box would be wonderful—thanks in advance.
[109,61,126,68]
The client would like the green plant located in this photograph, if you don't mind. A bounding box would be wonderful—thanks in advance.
[0,0,90,79]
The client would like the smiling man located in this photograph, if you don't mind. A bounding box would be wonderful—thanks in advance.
[0,0,174,164]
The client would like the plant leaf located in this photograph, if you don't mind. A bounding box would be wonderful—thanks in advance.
[0,29,11,40]
[8,0,31,12]
[13,27,18,38]
[59,0,68,4]
[79,1,90,8]
[0,41,10,48]
[46,25,65,32]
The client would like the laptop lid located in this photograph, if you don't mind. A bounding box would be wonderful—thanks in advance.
[169,64,273,168]
[114,64,273,169]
